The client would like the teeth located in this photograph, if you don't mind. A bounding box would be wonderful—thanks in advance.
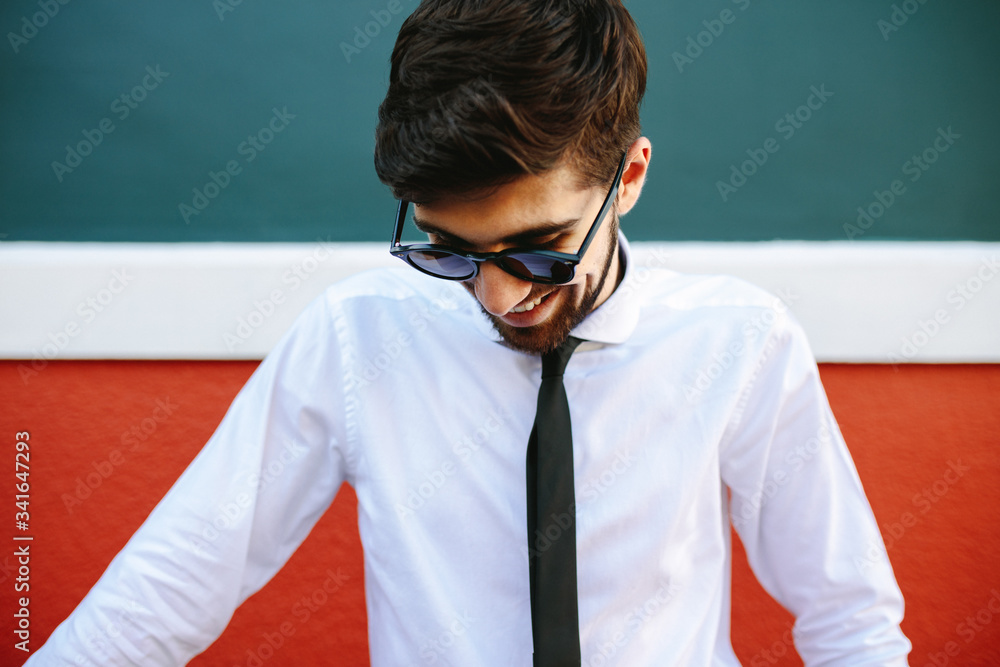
[511,294,545,314]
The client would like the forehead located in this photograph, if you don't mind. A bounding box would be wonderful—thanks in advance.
[412,164,597,246]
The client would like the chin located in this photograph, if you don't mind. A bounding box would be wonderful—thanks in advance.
[488,290,595,355]
[494,321,573,355]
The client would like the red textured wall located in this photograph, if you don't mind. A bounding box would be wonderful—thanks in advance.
[1,361,998,666]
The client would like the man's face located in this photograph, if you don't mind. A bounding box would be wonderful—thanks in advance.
[412,165,623,355]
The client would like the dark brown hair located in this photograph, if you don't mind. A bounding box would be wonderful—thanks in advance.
[374,0,647,203]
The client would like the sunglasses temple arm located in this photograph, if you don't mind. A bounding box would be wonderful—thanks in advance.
[577,153,627,258]
[391,201,409,248]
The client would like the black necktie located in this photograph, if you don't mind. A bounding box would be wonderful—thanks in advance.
[526,335,584,666]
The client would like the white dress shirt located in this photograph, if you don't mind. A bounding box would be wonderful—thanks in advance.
[28,235,911,666]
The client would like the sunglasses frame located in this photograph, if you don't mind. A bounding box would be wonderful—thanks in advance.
[389,152,628,285]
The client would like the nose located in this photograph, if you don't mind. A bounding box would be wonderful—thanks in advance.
[471,261,534,316]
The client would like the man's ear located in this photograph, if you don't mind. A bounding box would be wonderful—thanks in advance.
[617,137,652,216]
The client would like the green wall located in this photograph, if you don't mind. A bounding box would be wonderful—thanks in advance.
[1,0,997,242]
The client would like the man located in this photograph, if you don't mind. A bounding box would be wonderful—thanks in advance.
[29,1,910,665]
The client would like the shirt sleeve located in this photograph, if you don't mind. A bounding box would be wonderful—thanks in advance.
[26,293,351,666]
[719,311,912,666]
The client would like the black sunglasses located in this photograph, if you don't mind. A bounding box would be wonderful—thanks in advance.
[389,153,628,285]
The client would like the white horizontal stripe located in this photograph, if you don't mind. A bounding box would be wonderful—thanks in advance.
[1,241,997,362]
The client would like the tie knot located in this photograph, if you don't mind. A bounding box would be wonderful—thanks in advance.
[541,336,583,379]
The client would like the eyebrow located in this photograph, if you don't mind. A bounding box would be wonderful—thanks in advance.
[411,215,582,248]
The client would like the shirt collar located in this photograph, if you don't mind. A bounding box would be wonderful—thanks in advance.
[467,231,641,348]
[570,231,640,346]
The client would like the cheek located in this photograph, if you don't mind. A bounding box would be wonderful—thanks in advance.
[579,241,614,279]
[553,279,587,306]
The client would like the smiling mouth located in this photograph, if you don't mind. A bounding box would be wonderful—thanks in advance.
[510,291,553,314]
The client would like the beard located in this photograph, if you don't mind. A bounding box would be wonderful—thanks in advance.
[470,216,620,355]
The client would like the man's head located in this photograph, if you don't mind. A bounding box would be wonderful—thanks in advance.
[375,0,650,354]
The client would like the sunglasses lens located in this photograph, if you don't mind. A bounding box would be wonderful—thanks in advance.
[501,254,574,284]
[406,250,476,280]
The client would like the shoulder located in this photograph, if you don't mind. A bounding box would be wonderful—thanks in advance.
[637,269,786,314]
[293,267,478,341]
[636,269,796,332]
[315,267,457,305]
[262,267,479,372]
[631,268,810,365]
[296,267,467,317]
